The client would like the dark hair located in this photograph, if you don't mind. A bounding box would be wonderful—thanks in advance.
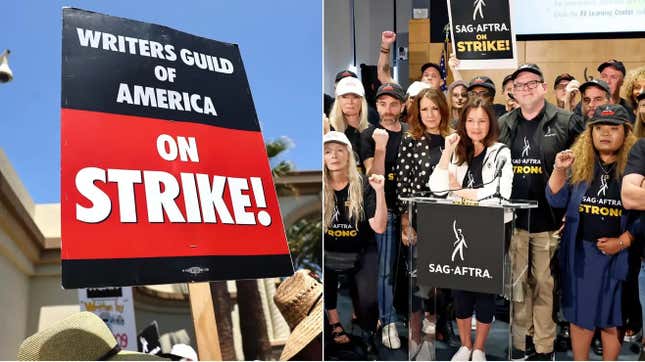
[454,98,499,165]
[407,88,451,140]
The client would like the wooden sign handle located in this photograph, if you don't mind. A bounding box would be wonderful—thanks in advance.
[188,282,223,361]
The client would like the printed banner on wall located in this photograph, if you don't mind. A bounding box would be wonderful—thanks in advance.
[447,0,518,69]
[79,287,137,351]
[61,8,293,288]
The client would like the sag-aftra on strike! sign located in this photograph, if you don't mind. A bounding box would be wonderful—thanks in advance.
[61,8,293,288]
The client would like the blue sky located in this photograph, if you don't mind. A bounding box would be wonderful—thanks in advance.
[1,1,321,203]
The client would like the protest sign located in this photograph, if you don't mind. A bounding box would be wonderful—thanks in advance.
[79,287,137,351]
[61,8,293,288]
[447,0,518,69]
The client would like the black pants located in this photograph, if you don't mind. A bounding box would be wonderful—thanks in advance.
[324,244,379,332]
[452,290,496,323]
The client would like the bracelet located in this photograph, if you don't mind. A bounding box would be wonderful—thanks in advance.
[619,238,625,250]
[380,47,390,54]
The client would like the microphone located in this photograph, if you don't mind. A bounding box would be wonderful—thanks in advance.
[494,155,507,178]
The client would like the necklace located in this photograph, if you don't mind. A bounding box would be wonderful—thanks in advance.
[597,159,615,176]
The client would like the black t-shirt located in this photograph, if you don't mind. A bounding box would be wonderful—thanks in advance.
[360,123,406,211]
[625,139,645,257]
[325,179,376,253]
[510,113,551,232]
[462,150,486,188]
[579,163,623,242]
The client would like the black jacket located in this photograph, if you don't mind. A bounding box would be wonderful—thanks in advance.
[498,101,580,230]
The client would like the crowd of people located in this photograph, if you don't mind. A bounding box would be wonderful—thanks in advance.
[323,29,645,361]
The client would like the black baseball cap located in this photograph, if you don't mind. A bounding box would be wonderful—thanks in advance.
[579,78,610,95]
[375,82,405,102]
[420,62,442,75]
[597,59,626,76]
[511,63,544,81]
[334,70,358,83]
[553,73,575,89]
[467,76,496,97]
[589,104,631,126]
[502,74,514,88]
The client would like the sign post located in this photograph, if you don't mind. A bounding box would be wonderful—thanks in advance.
[61,8,294,359]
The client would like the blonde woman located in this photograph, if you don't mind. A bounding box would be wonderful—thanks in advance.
[323,131,386,350]
[624,66,645,116]
[546,104,637,360]
[327,77,370,172]
[634,92,645,138]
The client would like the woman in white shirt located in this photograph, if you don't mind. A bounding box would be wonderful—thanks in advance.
[428,98,513,361]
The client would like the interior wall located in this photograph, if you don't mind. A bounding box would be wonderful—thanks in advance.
[324,0,412,94]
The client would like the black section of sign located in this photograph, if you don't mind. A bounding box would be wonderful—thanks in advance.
[87,287,123,298]
[449,0,513,60]
[416,203,505,294]
[137,321,161,354]
[62,8,260,132]
[62,254,294,288]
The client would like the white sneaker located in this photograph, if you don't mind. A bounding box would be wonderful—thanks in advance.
[471,349,487,361]
[422,318,436,334]
[381,323,401,349]
[451,346,472,361]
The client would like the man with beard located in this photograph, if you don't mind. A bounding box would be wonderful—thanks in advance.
[498,63,580,361]
[360,82,407,350]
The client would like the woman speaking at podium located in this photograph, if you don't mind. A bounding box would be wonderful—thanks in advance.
[429,98,513,361]
[546,104,637,361]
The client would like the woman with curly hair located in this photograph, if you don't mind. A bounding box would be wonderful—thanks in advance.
[634,92,645,138]
[624,65,645,117]
[323,131,387,351]
[546,104,638,360]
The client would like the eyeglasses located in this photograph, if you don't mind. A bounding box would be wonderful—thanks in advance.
[582,96,607,105]
[468,90,490,97]
[513,80,543,91]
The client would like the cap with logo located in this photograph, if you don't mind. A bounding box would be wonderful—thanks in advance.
[511,63,544,81]
[376,82,405,102]
[420,62,442,76]
[324,131,352,150]
[334,69,358,83]
[597,59,626,76]
[554,73,575,89]
[588,104,631,126]
[406,81,431,98]
[579,78,610,95]
[335,76,365,97]
[467,76,496,97]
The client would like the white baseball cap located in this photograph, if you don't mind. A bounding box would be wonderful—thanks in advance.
[406,81,431,97]
[323,131,352,150]
[335,77,365,97]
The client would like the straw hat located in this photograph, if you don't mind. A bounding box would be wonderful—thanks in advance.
[17,311,166,361]
[274,269,323,361]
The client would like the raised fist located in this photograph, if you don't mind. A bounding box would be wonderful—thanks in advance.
[372,128,389,149]
[381,31,396,46]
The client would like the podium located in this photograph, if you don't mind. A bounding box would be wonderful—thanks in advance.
[401,196,537,361]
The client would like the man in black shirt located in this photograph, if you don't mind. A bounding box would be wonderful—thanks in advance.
[498,63,579,360]
[360,82,407,350]
[467,76,507,119]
